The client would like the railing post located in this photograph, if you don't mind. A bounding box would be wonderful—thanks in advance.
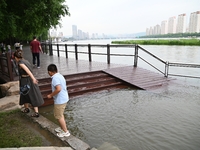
[49,44,53,56]
[65,44,68,58]
[88,44,92,62]
[165,61,169,77]
[44,43,47,54]
[107,44,110,64]
[75,44,78,60]
[57,44,60,57]
[134,44,138,67]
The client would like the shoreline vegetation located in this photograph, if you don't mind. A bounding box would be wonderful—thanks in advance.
[0,109,65,148]
[0,109,43,147]
[111,39,200,46]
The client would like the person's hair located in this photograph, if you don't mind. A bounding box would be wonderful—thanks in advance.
[33,36,36,39]
[47,64,58,73]
[14,49,23,58]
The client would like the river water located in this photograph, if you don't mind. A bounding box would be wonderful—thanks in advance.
[40,39,200,150]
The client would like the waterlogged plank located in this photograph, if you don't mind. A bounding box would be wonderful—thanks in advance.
[104,66,174,90]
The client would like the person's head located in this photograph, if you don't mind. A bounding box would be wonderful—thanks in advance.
[47,64,58,76]
[15,43,20,50]
[14,49,23,61]
[33,36,37,40]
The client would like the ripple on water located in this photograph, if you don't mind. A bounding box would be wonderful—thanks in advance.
[40,83,200,150]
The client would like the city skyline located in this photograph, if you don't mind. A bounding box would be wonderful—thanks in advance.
[146,10,200,36]
[52,0,200,37]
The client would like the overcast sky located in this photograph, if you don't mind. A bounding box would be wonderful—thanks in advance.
[54,0,200,36]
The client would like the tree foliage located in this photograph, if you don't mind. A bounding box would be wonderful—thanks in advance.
[0,0,70,42]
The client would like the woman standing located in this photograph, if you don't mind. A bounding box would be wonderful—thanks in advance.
[14,49,44,117]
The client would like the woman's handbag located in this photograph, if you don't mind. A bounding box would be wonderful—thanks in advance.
[20,84,30,95]
[20,76,30,95]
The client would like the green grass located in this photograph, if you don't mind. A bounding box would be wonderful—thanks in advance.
[112,39,200,46]
[0,109,43,148]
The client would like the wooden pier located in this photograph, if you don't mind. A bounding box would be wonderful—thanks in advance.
[104,66,174,90]
[0,45,176,106]
[1,46,174,89]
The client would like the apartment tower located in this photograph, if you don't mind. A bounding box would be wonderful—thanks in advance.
[188,11,200,33]
[176,14,187,33]
[72,25,78,39]
[161,20,168,34]
[168,16,176,34]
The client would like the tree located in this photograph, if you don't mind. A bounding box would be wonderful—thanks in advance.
[0,0,70,42]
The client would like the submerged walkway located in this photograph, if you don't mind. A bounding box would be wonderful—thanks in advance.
[15,46,173,90]
[18,46,125,80]
[104,66,174,90]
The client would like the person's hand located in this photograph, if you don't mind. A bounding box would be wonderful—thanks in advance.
[47,94,52,99]
[32,78,38,84]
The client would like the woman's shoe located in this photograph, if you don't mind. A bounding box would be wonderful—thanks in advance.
[22,108,30,113]
[31,112,40,118]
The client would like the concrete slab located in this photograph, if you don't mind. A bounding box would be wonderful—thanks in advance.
[27,109,90,150]
[0,95,20,111]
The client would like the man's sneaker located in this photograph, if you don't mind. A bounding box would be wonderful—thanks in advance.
[37,66,40,68]
[57,130,70,137]
[55,127,63,133]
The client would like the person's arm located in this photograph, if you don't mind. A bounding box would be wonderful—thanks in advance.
[39,45,43,53]
[47,85,61,98]
[30,45,32,52]
[19,63,38,84]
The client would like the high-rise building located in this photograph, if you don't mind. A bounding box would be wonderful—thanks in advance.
[168,16,176,34]
[149,27,153,35]
[50,29,57,37]
[188,11,200,33]
[154,24,161,35]
[146,28,149,35]
[72,25,77,39]
[161,20,168,34]
[78,29,82,39]
[176,13,187,33]
[146,11,200,34]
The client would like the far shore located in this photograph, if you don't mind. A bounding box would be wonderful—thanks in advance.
[112,39,200,46]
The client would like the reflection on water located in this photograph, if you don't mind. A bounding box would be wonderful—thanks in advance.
[40,81,200,150]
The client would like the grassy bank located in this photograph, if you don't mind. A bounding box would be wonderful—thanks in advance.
[112,39,200,46]
[0,109,43,148]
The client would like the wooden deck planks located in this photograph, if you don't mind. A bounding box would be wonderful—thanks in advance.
[9,47,174,91]
[103,66,174,90]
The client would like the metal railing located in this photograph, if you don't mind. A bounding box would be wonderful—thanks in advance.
[43,43,200,79]
[1,43,199,82]
[168,62,200,78]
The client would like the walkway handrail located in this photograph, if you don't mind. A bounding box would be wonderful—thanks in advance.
[168,62,200,79]
[136,45,167,76]
[137,45,166,64]
[169,62,200,68]
[41,42,200,79]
